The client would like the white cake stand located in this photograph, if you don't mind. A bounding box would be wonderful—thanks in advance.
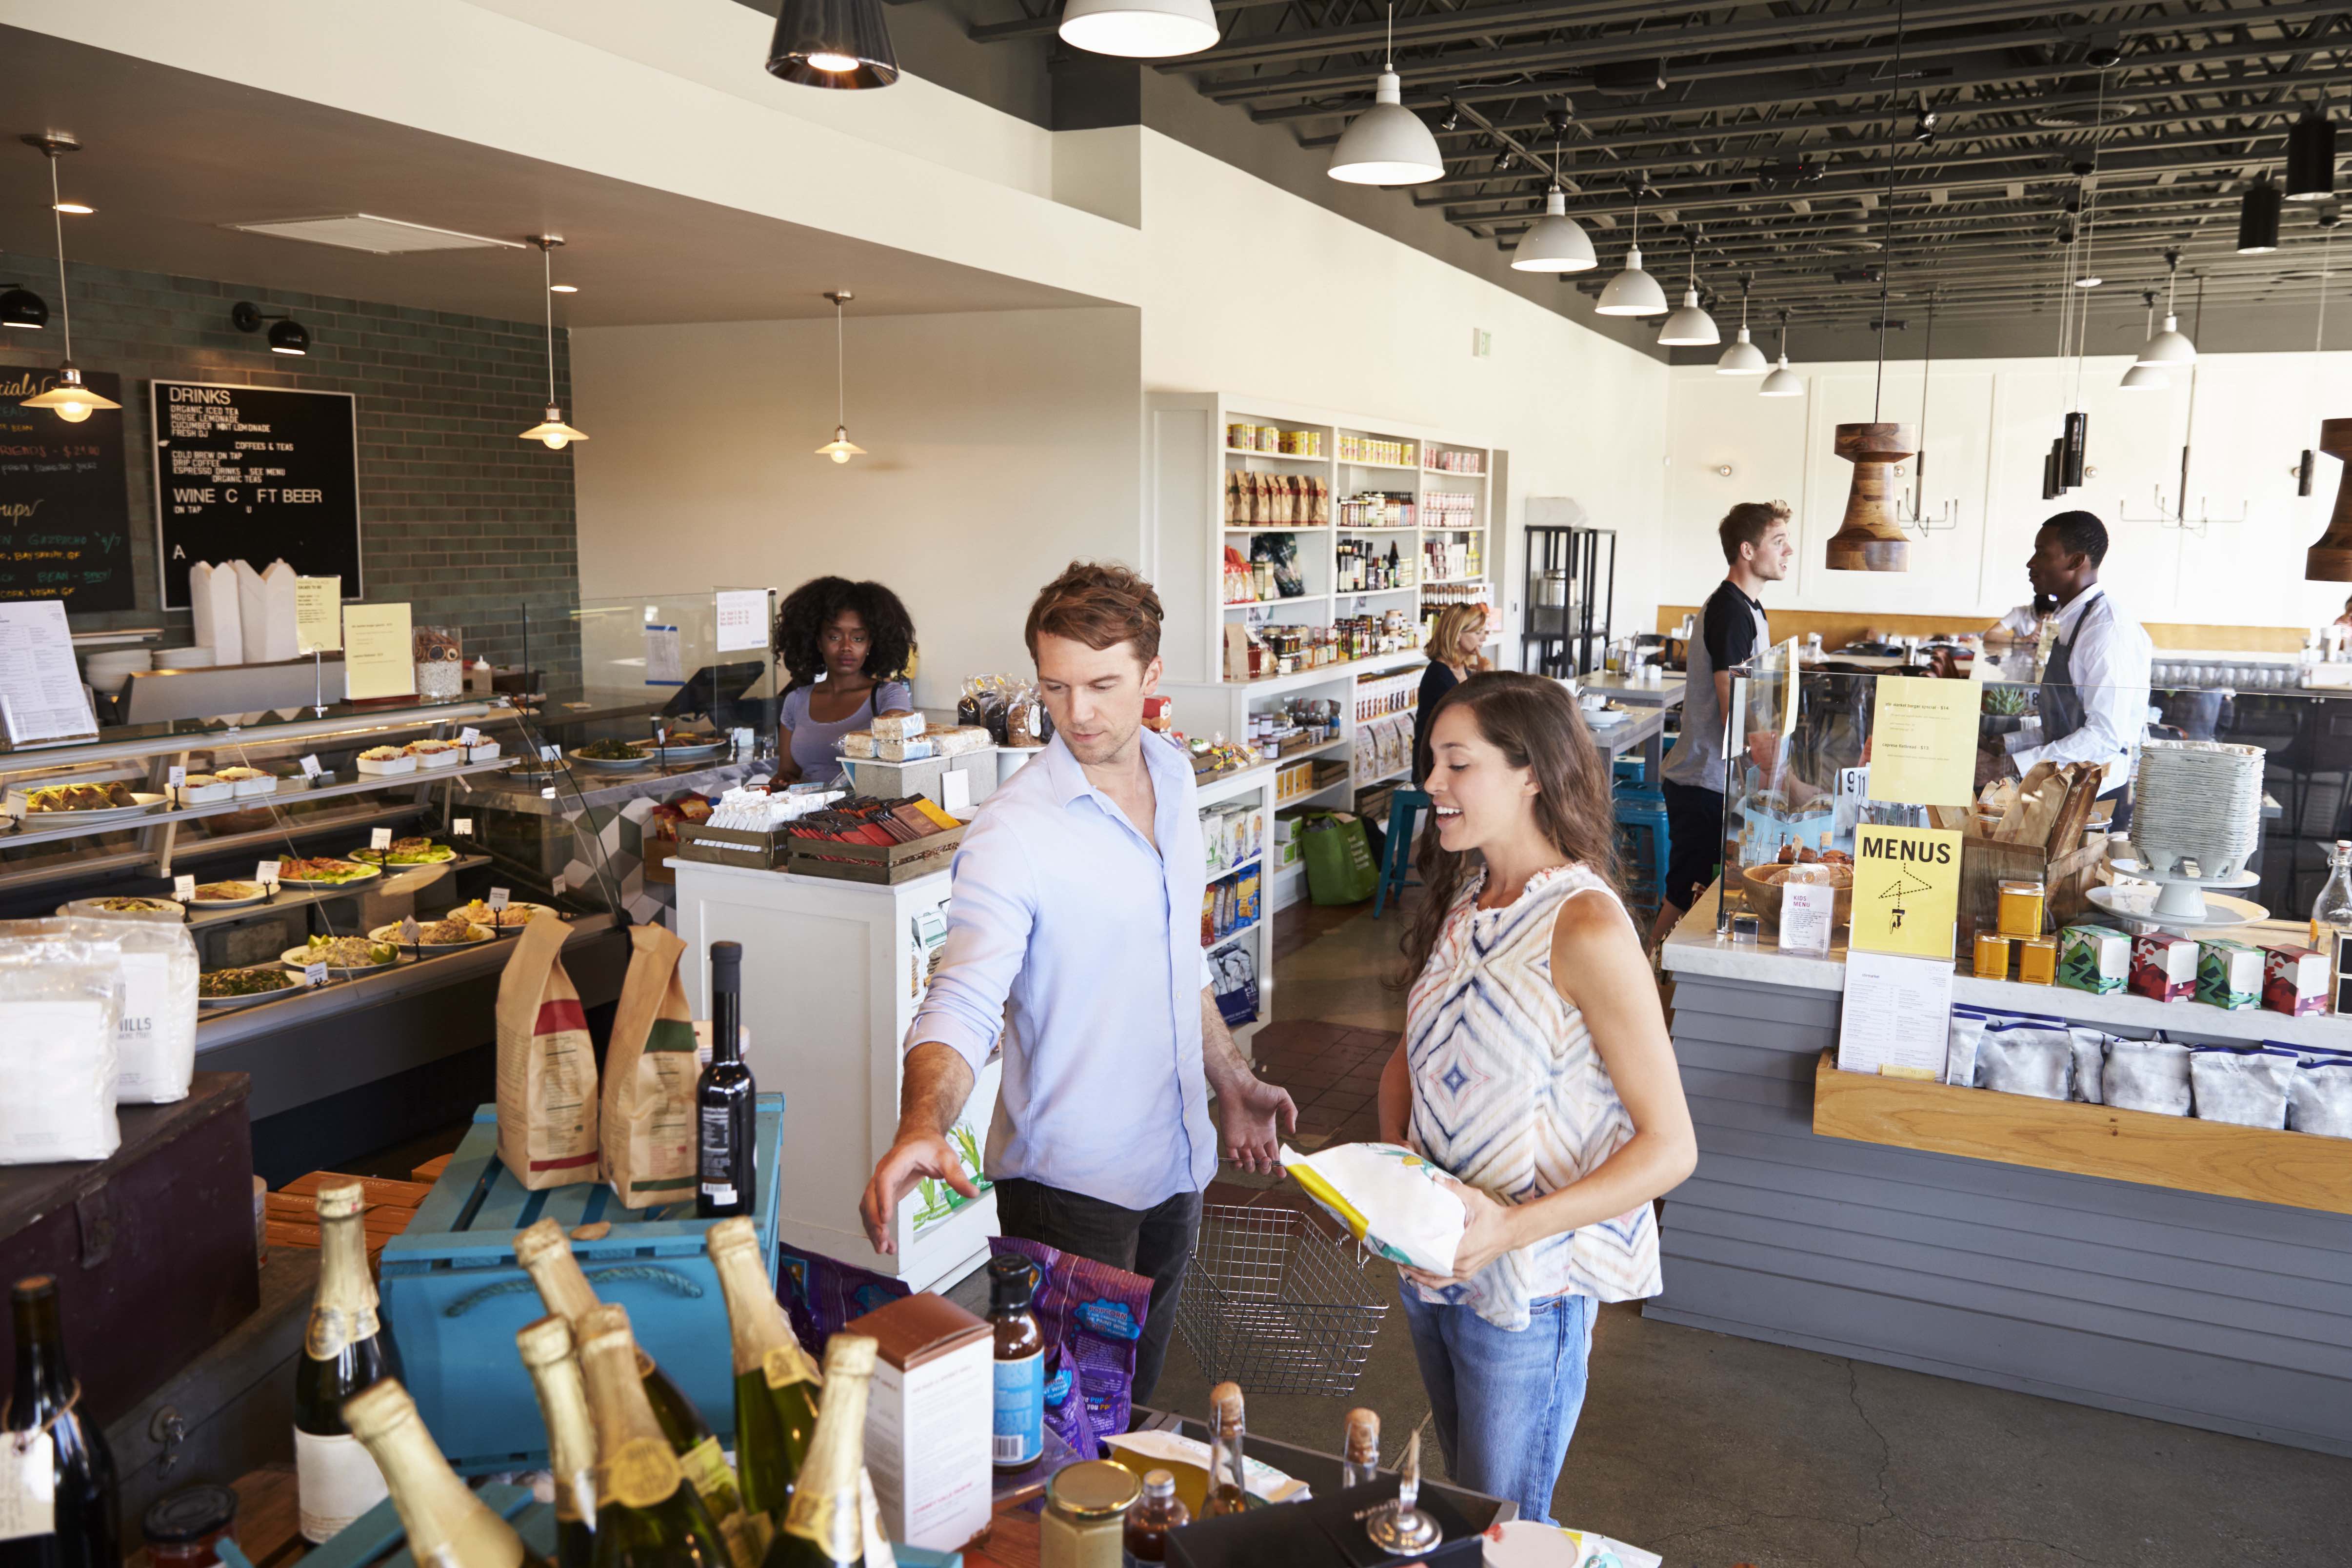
[2088,866,2266,933]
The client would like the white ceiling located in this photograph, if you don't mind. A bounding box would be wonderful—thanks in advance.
[0,26,1112,326]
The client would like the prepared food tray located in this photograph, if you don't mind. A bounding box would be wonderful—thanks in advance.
[447,899,562,933]
[215,766,279,797]
[404,739,464,769]
[59,895,186,919]
[199,965,305,1009]
[570,739,653,770]
[188,879,270,909]
[355,746,417,776]
[281,935,401,974]
[174,774,236,806]
[351,837,458,867]
[369,917,497,952]
[9,782,168,822]
[274,857,382,888]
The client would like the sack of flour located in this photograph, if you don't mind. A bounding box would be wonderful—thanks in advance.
[2102,1036,2192,1116]
[0,922,123,1163]
[1280,1142,1468,1275]
[495,912,598,1189]
[2288,1054,2352,1139]
[1975,1020,2072,1101]
[2188,1045,2295,1129]
[600,923,699,1208]
[57,909,198,1103]
[2067,1027,2117,1106]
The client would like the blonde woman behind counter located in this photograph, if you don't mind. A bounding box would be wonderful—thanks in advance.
[773,576,917,787]
[1413,602,1492,787]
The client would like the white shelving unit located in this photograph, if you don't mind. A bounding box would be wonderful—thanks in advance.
[1148,393,1503,913]
[1196,760,1277,1056]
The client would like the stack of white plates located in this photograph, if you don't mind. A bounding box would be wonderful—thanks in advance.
[151,647,216,670]
[2130,739,2266,879]
[83,648,152,695]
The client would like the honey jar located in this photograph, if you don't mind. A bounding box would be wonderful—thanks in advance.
[1996,879,2046,938]
[2018,934,2058,985]
[1973,932,2011,979]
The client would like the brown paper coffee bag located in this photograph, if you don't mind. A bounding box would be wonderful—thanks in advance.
[601,923,700,1208]
[495,912,598,1190]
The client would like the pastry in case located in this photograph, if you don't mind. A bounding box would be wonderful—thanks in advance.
[356,745,417,776]
[404,738,464,769]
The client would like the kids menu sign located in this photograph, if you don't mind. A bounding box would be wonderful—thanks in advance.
[152,381,361,610]
[0,367,134,611]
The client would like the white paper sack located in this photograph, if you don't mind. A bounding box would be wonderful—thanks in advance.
[1280,1141,1468,1275]
[1944,1011,1985,1087]
[0,931,123,1163]
[62,913,197,1104]
[1975,1024,2071,1101]
[2289,1061,2352,1139]
[234,559,272,664]
[188,562,244,667]
[253,560,301,663]
[2103,1037,2192,1116]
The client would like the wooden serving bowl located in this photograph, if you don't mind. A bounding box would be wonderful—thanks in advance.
[1739,860,1855,933]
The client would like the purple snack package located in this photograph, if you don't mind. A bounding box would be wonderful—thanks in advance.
[990,1234,1153,1449]
[777,1246,911,1358]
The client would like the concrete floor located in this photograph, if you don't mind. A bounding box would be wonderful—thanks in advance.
[1139,896,2352,1568]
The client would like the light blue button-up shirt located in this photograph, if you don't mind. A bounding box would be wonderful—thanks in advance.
[908,730,1216,1211]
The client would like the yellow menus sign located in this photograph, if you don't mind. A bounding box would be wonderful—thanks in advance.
[342,601,414,700]
[295,576,341,653]
[1866,675,1979,808]
[1848,823,1962,960]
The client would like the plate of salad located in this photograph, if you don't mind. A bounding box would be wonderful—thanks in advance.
[351,837,458,867]
[569,739,654,771]
[199,966,305,1009]
[280,935,401,974]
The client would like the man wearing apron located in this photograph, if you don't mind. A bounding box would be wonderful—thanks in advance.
[1654,500,1791,950]
[1979,511,2151,810]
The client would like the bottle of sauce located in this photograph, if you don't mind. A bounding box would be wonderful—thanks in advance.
[698,940,757,1219]
[1120,1469,1188,1565]
[987,1256,1045,1473]
[1198,1383,1249,1518]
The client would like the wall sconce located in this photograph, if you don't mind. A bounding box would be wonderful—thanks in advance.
[232,301,310,356]
[1713,463,1734,477]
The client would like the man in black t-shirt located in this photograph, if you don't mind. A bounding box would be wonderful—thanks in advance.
[1652,500,1792,949]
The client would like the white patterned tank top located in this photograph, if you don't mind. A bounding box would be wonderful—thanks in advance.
[1405,860,1663,1330]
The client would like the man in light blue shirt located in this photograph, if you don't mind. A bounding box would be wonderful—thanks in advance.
[860,561,1295,1401]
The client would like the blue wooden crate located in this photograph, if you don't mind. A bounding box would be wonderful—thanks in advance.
[379,1095,784,1474]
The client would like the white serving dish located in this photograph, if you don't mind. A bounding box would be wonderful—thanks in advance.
[8,790,169,824]
[222,773,280,798]
[356,754,418,776]
[407,745,463,770]
[175,779,236,806]
[465,740,503,764]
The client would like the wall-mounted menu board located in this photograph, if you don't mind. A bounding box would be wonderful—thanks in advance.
[0,367,134,611]
[152,380,361,611]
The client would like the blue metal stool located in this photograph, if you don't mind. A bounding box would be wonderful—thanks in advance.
[1613,792,1672,918]
[1374,787,1429,918]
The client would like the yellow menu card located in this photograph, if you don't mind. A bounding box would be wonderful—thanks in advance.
[1848,823,1962,960]
[1866,675,1979,808]
[343,601,415,700]
[295,576,341,654]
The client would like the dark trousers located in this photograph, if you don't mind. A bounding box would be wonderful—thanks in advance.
[992,1177,1201,1408]
[1659,778,1726,913]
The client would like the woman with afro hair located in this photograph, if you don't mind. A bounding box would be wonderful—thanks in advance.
[774,576,918,785]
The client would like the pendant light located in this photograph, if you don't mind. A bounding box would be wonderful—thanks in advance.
[1716,278,1768,373]
[1058,0,1216,59]
[767,0,899,88]
[518,237,587,450]
[2135,249,2196,366]
[2120,294,2169,391]
[1595,178,1668,316]
[1327,7,1444,186]
[18,134,119,425]
[1656,241,1719,346]
[1510,115,1594,272]
[2236,173,2282,254]
[2285,99,2337,203]
[815,290,866,464]
[1758,312,1804,396]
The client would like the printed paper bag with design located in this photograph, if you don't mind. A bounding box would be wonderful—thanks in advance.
[495,912,598,1189]
[601,923,700,1208]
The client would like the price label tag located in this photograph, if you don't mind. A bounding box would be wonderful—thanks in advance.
[303,961,328,988]
[167,765,185,789]
[0,1428,56,1538]
[371,828,394,850]
[453,818,473,836]
[173,874,196,902]
[299,754,322,779]
[539,744,561,762]
[399,916,421,945]
[256,859,281,888]
[459,728,481,747]
[540,786,557,800]
[550,874,567,896]
[488,887,511,912]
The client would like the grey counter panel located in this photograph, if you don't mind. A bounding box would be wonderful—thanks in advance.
[1655,970,2352,1456]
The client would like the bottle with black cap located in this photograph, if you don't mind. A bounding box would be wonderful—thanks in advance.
[698,940,757,1218]
[7,1274,119,1568]
[985,1256,1044,1473]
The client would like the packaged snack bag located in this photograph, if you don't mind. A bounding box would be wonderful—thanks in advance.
[989,1235,1152,1451]
[1280,1141,1468,1275]
[600,923,698,1207]
[494,912,598,1189]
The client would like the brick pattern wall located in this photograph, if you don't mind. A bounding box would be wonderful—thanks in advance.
[0,250,578,667]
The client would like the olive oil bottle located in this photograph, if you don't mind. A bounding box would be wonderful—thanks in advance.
[576,1305,730,1568]
[294,1182,398,1543]
[759,1336,877,1568]
[343,1379,551,1568]
[517,1316,598,1568]
[706,1218,821,1524]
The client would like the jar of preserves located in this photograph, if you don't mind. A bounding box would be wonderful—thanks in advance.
[144,1485,239,1568]
[1040,1459,1140,1568]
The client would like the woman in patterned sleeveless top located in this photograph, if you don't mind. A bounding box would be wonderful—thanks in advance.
[1376,672,1696,1525]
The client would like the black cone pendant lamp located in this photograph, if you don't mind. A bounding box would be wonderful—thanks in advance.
[2237,174,2282,254]
[767,0,898,89]
[2286,101,2337,204]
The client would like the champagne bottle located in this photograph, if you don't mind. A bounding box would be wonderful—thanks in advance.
[1198,1382,1248,1518]
[3,1275,118,1568]
[343,1379,550,1568]
[575,1305,729,1568]
[294,1182,399,1544]
[697,942,756,1220]
[517,1317,598,1568]
[1341,1408,1380,1489]
[760,1336,876,1568]
[706,1218,821,1519]
[514,1219,744,1526]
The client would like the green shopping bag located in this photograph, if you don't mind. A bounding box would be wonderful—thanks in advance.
[1300,811,1380,906]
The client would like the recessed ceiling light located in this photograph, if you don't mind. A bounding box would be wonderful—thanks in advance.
[51,201,94,215]
[549,283,578,293]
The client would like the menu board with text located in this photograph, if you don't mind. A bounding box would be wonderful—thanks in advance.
[0,368,132,610]
[152,381,360,610]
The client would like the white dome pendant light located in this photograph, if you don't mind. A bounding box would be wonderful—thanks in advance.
[1758,311,1804,397]
[815,290,867,464]
[2135,248,2197,367]
[1656,239,1720,345]
[18,134,120,425]
[1327,7,1444,186]
[1595,176,1668,316]
[1717,277,1768,373]
[518,237,587,449]
[2119,291,2169,391]
[1511,113,1595,272]
[1058,0,1217,59]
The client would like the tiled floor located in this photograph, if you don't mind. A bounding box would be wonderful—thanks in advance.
[1248,1018,1392,1151]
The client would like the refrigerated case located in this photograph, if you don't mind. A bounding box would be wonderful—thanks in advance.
[1522,523,1615,678]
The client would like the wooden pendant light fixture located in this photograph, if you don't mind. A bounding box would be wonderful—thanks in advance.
[2306,419,2352,581]
[1827,422,1917,572]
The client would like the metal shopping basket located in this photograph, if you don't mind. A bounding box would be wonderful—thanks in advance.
[1175,1203,1389,1398]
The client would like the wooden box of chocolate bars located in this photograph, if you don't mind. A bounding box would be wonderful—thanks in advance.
[781,796,966,884]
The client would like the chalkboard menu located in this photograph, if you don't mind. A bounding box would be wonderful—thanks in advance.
[0,367,133,611]
[152,380,361,611]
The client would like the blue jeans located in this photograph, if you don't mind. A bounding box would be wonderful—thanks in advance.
[1397,1283,1596,1525]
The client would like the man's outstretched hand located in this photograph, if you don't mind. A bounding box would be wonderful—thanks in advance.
[859,1132,977,1254]
[1216,1074,1298,1176]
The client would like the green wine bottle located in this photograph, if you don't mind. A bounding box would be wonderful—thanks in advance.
[294,1183,399,1544]
[707,1217,821,1522]
[516,1316,598,1568]
[514,1218,746,1528]
[759,1336,876,1568]
[5,1274,119,1568]
[576,1305,731,1568]
[343,1379,553,1568]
